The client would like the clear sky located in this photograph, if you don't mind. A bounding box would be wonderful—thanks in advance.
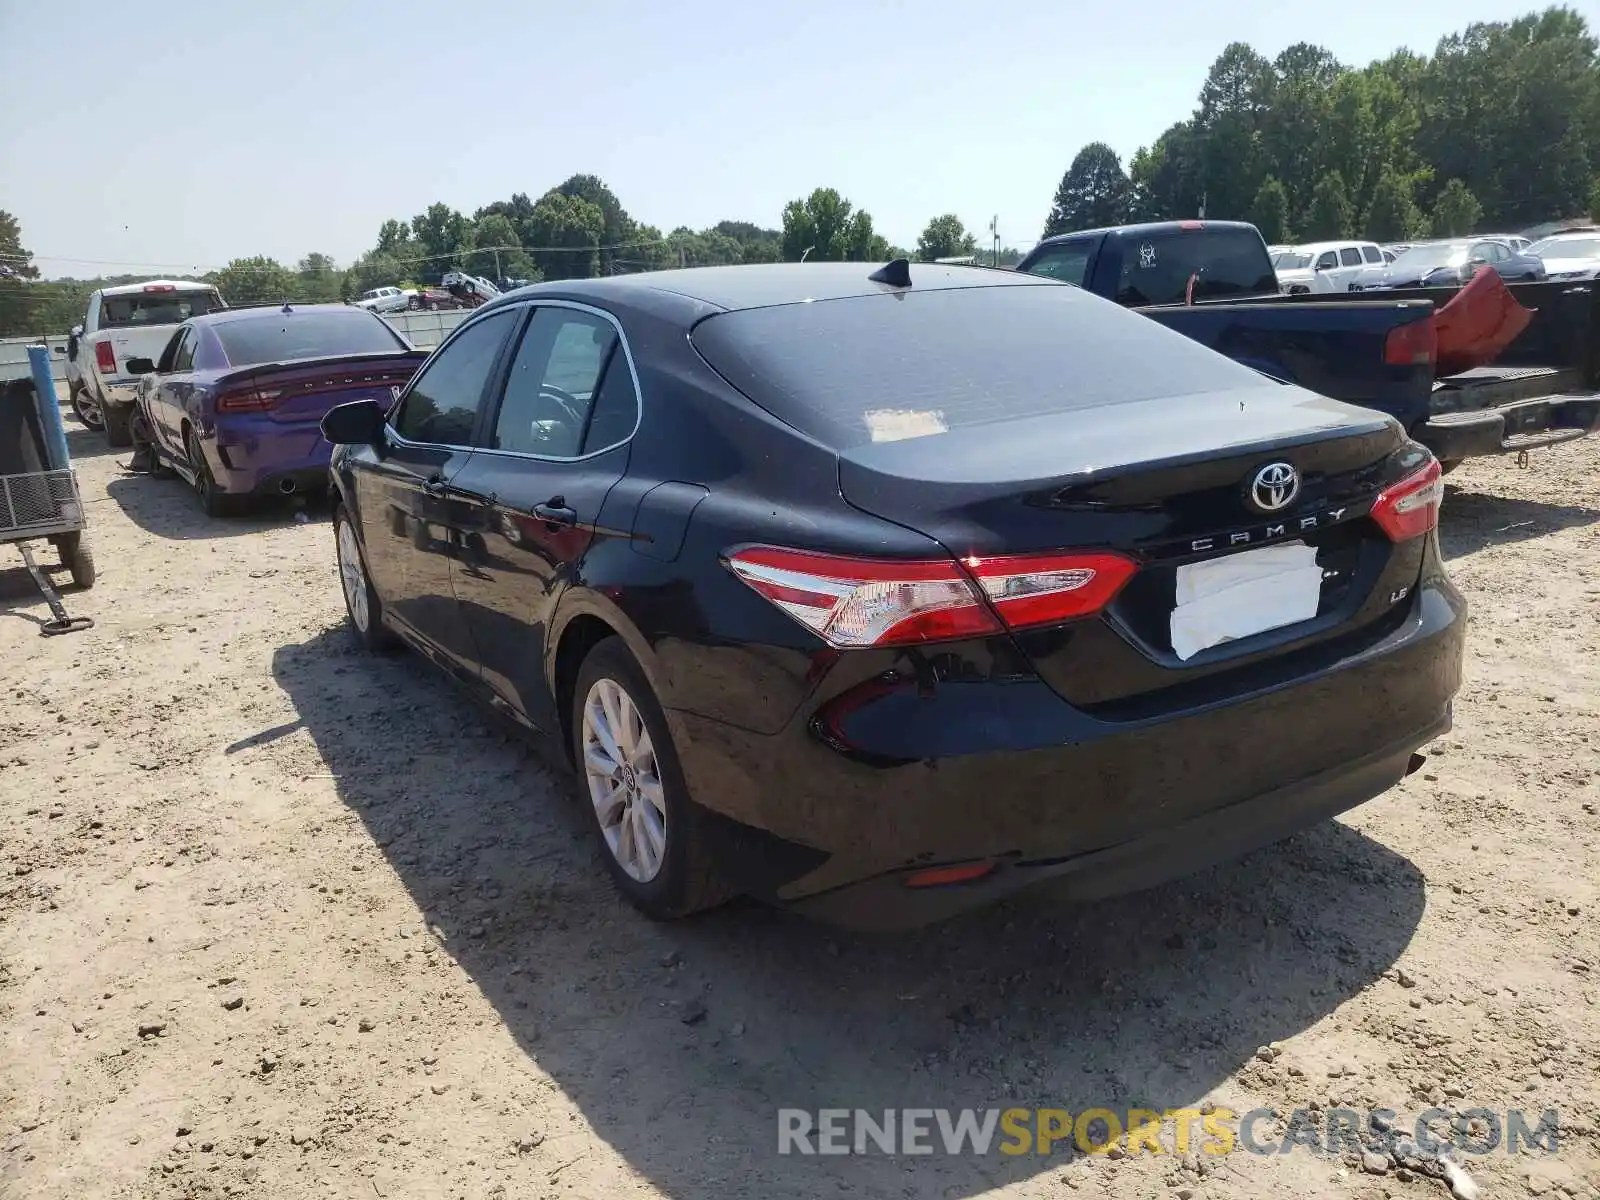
[0,0,1537,277]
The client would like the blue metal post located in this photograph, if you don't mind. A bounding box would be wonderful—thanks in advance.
[28,344,71,471]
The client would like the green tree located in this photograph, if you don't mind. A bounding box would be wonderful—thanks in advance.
[409,203,470,280]
[1248,177,1291,243]
[1043,143,1131,236]
[1194,43,1275,220]
[1365,170,1421,240]
[1588,174,1600,222]
[916,214,977,260]
[463,213,537,282]
[554,176,637,274]
[295,253,341,303]
[1306,171,1353,240]
[1430,178,1484,236]
[0,210,43,337]
[712,220,783,262]
[523,190,605,279]
[346,252,407,296]
[1129,122,1203,221]
[1260,45,1341,221]
[780,188,881,262]
[213,256,297,306]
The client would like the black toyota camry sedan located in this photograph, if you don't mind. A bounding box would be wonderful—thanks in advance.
[320,261,1464,929]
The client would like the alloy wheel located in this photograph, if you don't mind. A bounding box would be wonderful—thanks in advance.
[581,677,667,883]
[337,519,370,633]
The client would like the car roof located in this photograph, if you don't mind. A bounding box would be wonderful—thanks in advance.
[97,279,217,297]
[1288,240,1379,252]
[483,262,1049,316]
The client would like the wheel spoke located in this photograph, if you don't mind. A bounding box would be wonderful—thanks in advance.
[586,696,624,764]
[592,777,626,828]
[637,774,666,818]
[583,743,619,779]
[615,801,637,867]
[637,800,666,869]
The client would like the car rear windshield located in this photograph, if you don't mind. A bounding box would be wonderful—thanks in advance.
[101,289,224,327]
[215,309,404,365]
[1392,244,1464,270]
[691,283,1266,450]
[1272,251,1312,269]
[1111,229,1278,305]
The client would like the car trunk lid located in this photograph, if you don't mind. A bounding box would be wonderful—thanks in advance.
[837,383,1420,706]
[214,351,427,421]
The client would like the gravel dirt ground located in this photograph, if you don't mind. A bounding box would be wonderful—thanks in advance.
[1,397,1597,1200]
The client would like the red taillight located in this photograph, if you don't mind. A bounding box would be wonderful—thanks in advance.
[723,546,1136,648]
[1371,459,1444,542]
[1178,220,1205,230]
[142,283,176,293]
[216,387,284,413]
[94,341,116,373]
[963,551,1137,629]
[905,861,996,888]
[1385,318,1437,366]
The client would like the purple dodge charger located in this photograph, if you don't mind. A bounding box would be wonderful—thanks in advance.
[128,304,426,514]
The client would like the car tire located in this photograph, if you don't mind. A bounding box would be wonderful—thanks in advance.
[571,637,733,920]
[56,531,96,589]
[102,401,133,448]
[186,428,233,517]
[70,385,103,430]
[334,503,394,652]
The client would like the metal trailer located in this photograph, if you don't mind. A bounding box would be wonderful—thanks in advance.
[1,344,94,634]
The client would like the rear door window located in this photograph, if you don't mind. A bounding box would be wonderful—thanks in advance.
[488,308,635,457]
[1339,247,1363,267]
[1361,245,1383,264]
[1110,229,1277,305]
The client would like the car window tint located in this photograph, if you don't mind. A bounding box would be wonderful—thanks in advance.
[173,330,196,372]
[155,328,186,373]
[490,309,621,457]
[393,309,517,445]
[581,353,639,454]
[1339,247,1362,267]
[1361,246,1383,263]
[1022,243,1092,286]
[1109,230,1277,305]
[1315,251,1338,270]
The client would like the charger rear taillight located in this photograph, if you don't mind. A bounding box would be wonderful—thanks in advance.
[723,545,1136,649]
[1371,459,1444,542]
[216,387,283,413]
[93,341,116,373]
[1384,318,1437,366]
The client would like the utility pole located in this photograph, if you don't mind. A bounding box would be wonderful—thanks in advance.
[990,215,1000,268]
[493,248,502,282]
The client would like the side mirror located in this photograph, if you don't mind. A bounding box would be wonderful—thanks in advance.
[321,398,387,445]
[126,357,157,375]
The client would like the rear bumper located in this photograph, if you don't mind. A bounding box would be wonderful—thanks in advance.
[207,418,334,495]
[792,725,1442,930]
[1417,392,1600,461]
[670,571,1466,928]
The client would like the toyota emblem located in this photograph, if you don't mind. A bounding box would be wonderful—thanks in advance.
[1249,462,1301,512]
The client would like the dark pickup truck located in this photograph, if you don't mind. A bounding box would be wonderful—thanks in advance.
[1016,221,1600,469]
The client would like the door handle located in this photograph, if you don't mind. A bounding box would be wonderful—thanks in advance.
[533,497,577,527]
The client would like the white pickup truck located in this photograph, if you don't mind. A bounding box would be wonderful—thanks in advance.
[77,280,226,445]
[354,286,417,313]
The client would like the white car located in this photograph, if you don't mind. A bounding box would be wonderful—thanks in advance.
[354,286,416,313]
[1526,231,1600,281]
[77,280,226,446]
[1274,241,1390,294]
